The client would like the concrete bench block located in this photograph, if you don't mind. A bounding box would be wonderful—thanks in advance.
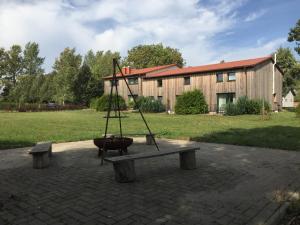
[180,150,196,170]
[113,160,136,183]
[32,152,50,169]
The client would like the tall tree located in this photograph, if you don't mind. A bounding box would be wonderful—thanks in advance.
[40,73,56,103]
[84,50,120,79]
[73,62,103,105]
[5,45,23,86]
[276,47,300,94]
[53,47,82,105]
[288,19,300,55]
[0,48,7,79]
[124,43,185,69]
[23,42,45,76]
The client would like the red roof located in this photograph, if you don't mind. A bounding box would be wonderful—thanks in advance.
[146,56,273,78]
[104,64,177,79]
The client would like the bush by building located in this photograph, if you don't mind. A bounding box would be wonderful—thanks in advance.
[224,96,271,116]
[175,90,208,114]
[134,96,165,113]
[93,94,126,111]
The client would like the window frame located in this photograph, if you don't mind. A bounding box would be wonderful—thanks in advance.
[184,76,191,85]
[110,79,119,86]
[128,77,138,85]
[216,73,223,82]
[227,72,236,81]
[157,79,163,87]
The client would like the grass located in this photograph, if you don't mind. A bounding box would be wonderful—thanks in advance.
[0,110,299,150]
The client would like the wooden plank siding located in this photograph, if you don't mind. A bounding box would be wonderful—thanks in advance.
[104,60,283,112]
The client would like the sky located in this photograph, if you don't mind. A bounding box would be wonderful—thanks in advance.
[0,0,299,72]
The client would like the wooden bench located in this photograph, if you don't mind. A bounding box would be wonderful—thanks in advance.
[28,142,52,169]
[104,147,199,183]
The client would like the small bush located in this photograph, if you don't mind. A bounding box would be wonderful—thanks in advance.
[296,104,300,118]
[224,102,239,116]
[135,96,165,113]
[95,94,126,111]
[224,96,271,116]
[175,90,208,115]
[89,98,98,110]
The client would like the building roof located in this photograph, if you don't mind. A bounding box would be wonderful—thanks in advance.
[146,56,274,79]
[104,64,177,79]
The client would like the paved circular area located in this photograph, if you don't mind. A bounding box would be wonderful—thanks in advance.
[0,138,300,225]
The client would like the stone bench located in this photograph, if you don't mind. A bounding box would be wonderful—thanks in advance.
[104,147,199,183]
[28,142,52,169]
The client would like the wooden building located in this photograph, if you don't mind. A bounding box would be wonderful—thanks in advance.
[104,56,283,112]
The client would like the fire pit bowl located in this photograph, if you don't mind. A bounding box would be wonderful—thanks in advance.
[93,136,133,157]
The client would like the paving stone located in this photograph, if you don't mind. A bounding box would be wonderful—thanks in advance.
[1,139,300,225]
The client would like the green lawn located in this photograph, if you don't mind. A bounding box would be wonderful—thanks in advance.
[0,110,299,150]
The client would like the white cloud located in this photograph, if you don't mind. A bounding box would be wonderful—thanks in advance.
[244,9,267,22]
[0,0,285,72]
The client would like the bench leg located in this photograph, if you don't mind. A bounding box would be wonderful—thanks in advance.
[179,151,196,170]
[32,153,50,169]
[113,160,136,183]
[146,134,155,145]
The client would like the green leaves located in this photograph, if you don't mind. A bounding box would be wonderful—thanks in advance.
[175,90,208,115]
[288,19,300,55]
[23,42,44,76]
[124,43,184,69]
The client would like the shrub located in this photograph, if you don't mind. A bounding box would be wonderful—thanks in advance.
[135,96,165,113]
[296,104,300,118]
[95,94,126,111]
[175,90,208,114]
[224,96,271,116]
[224,102,239,116]
[89,98,98,110]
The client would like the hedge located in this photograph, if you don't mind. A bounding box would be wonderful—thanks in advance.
[134,96,165,113]
[224,96,271,116]
[0,102,85,112]
[91,94,126,111]
[175,90,208,114]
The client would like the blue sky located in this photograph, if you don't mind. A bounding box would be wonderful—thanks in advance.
[0,0,299,72]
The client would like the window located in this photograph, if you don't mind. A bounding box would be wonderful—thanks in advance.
[216,73,223,82]
[110,79,119,86]
[157,79,162,87]
[157,96,163,102]
[228,72,236,81]
[128,95,138,102]
[128,77,138,85]
[184,77,190,85]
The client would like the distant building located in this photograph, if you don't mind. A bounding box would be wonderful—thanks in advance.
[104,56,283,112]
[282,89,297,108]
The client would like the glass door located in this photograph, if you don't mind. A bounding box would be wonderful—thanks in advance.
[217,93,236,113]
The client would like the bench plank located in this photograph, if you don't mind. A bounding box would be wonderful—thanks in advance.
[104,147,199,163]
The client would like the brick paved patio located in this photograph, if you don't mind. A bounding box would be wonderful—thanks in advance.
[0,138,299,225]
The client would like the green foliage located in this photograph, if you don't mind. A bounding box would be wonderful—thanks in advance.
[224,96,271,116]
[5,45,23,86]
[73,63,103,105]
[175,90,208,114]
[224,102,239,116]
[135,96,165,113]
[23,42,44,76]
[53,47,82,105]
[296,104,300,118]
[124,43,185,69]
[94,94,126,111]
[276,47,300,94]
[288,19,300,55]
[84,50,121,79]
